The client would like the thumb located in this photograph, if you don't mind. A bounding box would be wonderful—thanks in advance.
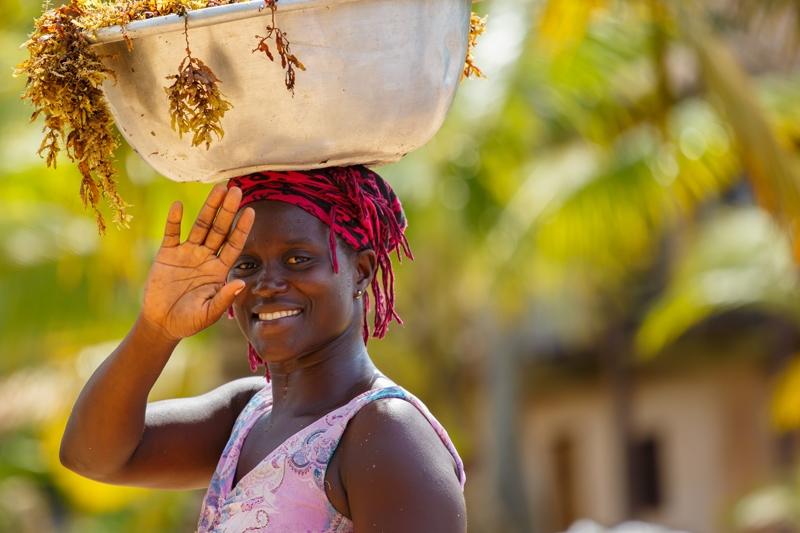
[208,280,246,320]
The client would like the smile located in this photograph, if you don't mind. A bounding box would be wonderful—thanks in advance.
[255,309,302,322]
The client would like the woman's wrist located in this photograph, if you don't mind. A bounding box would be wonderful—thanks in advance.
[133,313,182,349]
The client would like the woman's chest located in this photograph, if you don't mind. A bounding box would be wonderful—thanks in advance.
[233,412,323,486]
[228,409,351,518]
[206,411,354,533]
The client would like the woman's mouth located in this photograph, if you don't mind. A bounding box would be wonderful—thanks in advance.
[254,309,303,322]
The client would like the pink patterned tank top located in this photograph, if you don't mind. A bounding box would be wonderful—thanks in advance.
[196,385,466,532]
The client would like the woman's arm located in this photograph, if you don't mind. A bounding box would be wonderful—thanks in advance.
[60,339,263,489]
[338,399,467,532]
[122,376,264,489]
[60,184,256,489]
[59,314,178,483]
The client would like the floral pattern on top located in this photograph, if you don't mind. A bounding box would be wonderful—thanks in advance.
[196,384,465,532]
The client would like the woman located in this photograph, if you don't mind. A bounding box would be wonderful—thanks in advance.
[59,166,467,532]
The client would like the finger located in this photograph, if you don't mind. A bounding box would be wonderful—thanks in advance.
[204,186,243,252]
[187,184,227,245]
[218,207,255,267]
[207,280,246,321]
[161,201,183,248]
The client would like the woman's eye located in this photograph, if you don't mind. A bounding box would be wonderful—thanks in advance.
[287,256,310,265]
[236,262,258,270]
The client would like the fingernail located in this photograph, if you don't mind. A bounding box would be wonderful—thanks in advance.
[234,286,244,296]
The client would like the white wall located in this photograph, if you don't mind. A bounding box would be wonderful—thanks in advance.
[521,362,773,533]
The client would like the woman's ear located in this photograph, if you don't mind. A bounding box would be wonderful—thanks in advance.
[355,249,377,290]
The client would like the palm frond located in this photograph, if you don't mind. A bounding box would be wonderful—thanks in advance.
[636,206,800,357]
[533,99,737,272]
[676,0,800,262]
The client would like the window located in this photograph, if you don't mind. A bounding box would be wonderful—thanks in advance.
[630,435,664,512]
[552,435,577,530]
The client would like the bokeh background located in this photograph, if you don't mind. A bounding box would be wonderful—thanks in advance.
[3,0,800,532]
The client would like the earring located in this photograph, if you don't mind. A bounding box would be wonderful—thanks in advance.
[355,289,364,299]
[248,343,270,382]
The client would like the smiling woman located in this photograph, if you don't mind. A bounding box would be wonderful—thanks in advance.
[58,166,467,532]
[229,200,366,367]
[226,167,412,369]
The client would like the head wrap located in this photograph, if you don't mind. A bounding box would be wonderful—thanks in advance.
[227,166,413,377]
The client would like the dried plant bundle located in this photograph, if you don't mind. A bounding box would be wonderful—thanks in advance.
[253,0,306,94]
[16,0,296,232]
[464,12,487,80]
[15,1,130,233]
[16,0,484,233]
[165,9,233,148]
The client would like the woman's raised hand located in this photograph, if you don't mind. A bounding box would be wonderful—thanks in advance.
[140,184,255,342]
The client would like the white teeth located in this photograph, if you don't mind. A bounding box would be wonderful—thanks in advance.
[257,309,301,321]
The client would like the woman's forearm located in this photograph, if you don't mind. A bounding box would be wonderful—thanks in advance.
[60,186,251,482]
[59,314,180,479]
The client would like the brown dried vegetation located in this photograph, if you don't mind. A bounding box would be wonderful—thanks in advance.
[463,12,487,80]
[253,0,306,94]
[15,1,130,233]
[17,0,483,232]
[165,8,232,149]
[15,0,287,232]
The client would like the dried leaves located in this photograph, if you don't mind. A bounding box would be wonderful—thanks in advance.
[253,0,306,94]
[76,1,209,28]
[165,12,232,148]
[17,0,301,233]
[166,0,303,147]
[17,0,477,233]
[15,1,130,233]
[463,12,487,80]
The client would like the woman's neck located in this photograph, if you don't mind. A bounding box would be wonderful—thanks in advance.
[265,329,383,418]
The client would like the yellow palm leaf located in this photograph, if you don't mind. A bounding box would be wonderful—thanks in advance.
[537,0,609,53]
[675,1,800,263]
[772,355,800,431]
[41,415,148,513]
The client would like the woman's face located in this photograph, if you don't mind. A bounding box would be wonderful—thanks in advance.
[227,200,372,363]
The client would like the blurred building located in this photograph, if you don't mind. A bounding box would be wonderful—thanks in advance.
[516,312,796,533]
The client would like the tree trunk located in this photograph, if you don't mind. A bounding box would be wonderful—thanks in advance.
[488,322,534,532]
[605,329,635,521]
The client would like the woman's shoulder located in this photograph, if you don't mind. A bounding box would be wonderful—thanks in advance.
[340,382,463,483]
[334,386,466,530]
[346,390,457,465]
[209,376,270,421]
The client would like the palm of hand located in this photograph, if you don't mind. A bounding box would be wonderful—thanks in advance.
[144,245,232,340]
[140,185,255,342]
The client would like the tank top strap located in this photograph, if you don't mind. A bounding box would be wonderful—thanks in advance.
[225,383,273,456]
[238,383,274,428]
[198,382,273,529]
[322,385,466,488]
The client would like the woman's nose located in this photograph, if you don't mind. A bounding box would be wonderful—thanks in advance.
[253,265,289,295]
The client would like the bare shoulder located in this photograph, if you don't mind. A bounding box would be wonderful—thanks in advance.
[338,396,466,533]
[146,375,265,424]
[202,375,266,413]
[344,397,459,478]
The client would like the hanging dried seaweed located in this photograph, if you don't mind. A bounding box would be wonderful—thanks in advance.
[17,0,476,233]
[165,8,232,149]
[15,1,130,233]
[16,0,286,233]
[253,0,306,94]
[463,12,487,80]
